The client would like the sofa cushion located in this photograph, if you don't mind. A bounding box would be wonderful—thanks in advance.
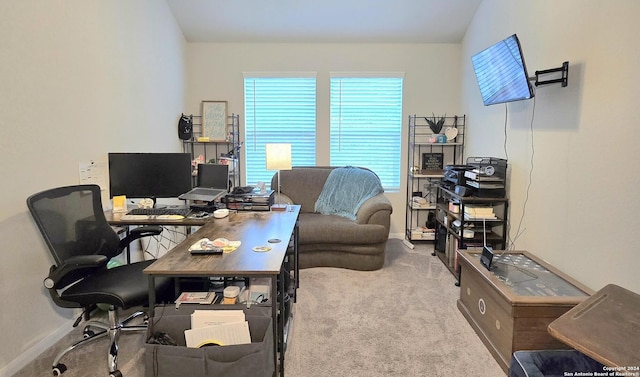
[298,213,389,245]
[274,167,333,213]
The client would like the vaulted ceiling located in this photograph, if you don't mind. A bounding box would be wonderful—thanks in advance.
[166,0,483,43]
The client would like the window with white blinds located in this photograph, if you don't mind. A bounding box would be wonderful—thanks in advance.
[330,75,403,191]
[244,76,316,186]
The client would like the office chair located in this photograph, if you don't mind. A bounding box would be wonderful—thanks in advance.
[26,184,174,377]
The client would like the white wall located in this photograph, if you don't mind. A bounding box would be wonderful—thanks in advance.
[461,0,640,293]
[184,42,463,236]
[0,1,186,374]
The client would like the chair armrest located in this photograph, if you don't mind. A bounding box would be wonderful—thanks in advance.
[46,255,108,289]
[356,194,393,226]
[117,225,163,251]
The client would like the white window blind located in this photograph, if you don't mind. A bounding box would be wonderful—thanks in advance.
[330,75,403,191]
[244,76,316,186]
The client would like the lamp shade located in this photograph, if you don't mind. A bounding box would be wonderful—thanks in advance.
[265,144,292,171]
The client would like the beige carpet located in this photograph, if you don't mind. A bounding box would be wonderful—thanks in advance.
[13,239,505,377]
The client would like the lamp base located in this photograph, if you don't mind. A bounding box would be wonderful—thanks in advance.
[271,204,288,212]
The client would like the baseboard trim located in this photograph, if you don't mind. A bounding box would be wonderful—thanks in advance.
[0,316,76,377]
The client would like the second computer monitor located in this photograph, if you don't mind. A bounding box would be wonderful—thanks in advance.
[197,163,229,190]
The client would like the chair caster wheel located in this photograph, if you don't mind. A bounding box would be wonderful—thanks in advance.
[52,363,67,376]
[109,370,122,377]
[83,329,95,339]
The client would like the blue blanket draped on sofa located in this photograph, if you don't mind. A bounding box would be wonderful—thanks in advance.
[314,167,384,220]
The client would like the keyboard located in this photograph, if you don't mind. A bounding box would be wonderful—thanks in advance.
[126,207,191,216]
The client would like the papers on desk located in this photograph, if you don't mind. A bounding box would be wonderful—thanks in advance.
[185,310,251,348]
[188,238,242,254]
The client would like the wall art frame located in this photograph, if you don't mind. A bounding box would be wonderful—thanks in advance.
[201,100,228,142]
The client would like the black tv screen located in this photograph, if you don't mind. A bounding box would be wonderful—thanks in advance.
[108,153,192,199]
[471,34,534,106]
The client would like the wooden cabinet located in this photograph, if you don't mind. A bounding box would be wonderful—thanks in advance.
[456,249,593,373]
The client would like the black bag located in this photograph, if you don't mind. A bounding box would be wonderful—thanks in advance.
[178,114,193,140]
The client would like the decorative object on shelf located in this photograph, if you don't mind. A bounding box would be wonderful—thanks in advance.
[266,143,292,211]
[421,153,444,172]
[444,115,459,142]
[444,126,458,142]
[201,100,228,141]
[425,113,446,134]
[191,154,205,175]
[178,113,193,140]
[222,141,243,158]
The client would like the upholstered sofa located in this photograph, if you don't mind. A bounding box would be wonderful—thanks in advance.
[271,166,393,271]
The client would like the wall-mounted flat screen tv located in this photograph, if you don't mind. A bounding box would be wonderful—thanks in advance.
[472,34,534,106]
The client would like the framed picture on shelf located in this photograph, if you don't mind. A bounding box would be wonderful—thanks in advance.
[201,100,228,141]
[421,153,444,173]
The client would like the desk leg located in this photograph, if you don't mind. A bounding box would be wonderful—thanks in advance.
[125,227,131,264]
[148,276,156,319]
[271,276,278,376]
[278,268,286,377]
[294,220,299,301]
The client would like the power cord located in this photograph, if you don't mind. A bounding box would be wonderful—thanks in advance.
[502,90,537,256]
[495,92,540,283]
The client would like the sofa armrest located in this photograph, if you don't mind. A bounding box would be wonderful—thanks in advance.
[356,193,393,226]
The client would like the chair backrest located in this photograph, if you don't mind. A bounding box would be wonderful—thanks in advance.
[27,184,120,266]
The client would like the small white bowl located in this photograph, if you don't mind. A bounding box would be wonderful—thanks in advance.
[213,208,229,219]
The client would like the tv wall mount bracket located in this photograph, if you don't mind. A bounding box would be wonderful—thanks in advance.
[530,61,569,87]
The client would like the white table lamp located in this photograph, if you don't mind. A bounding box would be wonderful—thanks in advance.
[265,143,292,211]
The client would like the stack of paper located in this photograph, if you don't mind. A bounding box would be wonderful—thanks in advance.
[463,205,496,220]
[411,226,435,240]
[411,196,431,209]
[185,310,251,348]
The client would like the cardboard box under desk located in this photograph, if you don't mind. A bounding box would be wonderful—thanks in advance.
[145,314,274,377]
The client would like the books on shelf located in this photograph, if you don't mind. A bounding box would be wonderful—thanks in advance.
[411,226,435,240]
[463,205,497,220]
[175,291,217,309]
[411,196,432,209]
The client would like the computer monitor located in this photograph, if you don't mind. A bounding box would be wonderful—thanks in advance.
[108,153,192,199]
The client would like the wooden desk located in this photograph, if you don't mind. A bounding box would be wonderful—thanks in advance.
[457,250,593,373]
[144,206,300,377]
[548,283,640,369]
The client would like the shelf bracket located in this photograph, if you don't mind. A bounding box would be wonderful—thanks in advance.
[530,61,569,87]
